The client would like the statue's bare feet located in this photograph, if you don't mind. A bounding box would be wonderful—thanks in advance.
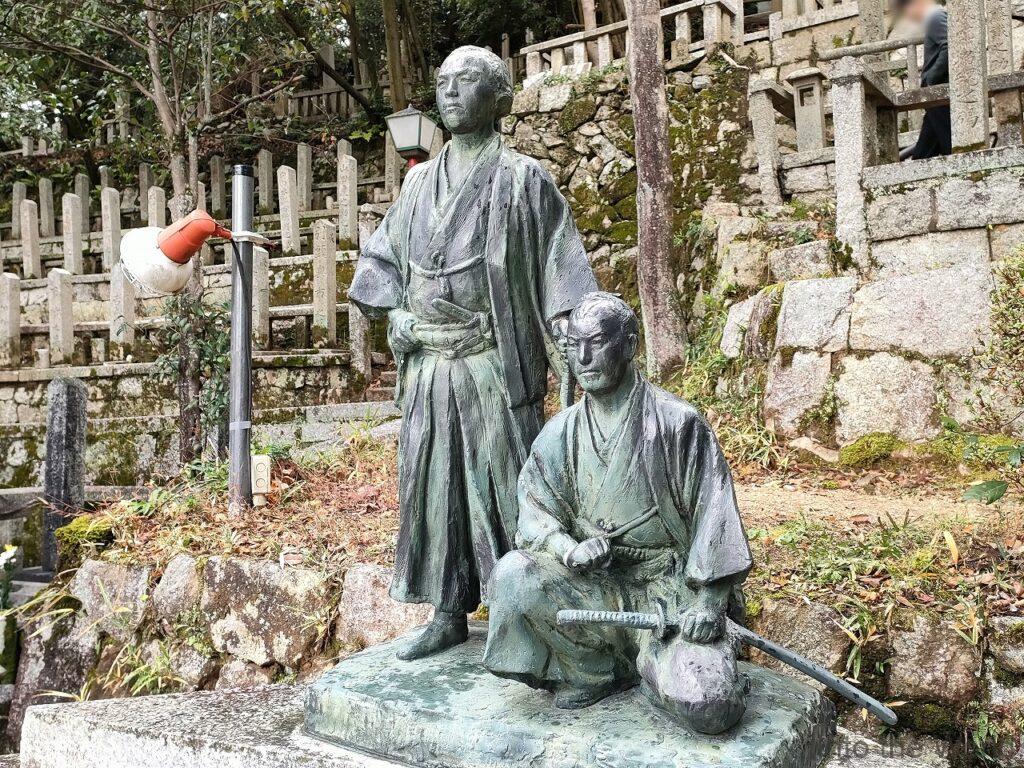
[554,679,630,709]
[396,612,469,661]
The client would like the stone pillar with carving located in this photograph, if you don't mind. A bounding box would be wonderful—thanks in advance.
[948,0,990,152]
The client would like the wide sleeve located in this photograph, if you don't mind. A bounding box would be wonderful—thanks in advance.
[515,413,579,560]
[347,165,424,318]
[923,10,949,87]
[523,164,598,323]
[673,411,753,589]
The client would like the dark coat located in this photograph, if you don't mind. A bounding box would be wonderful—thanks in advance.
[912,8,952,160]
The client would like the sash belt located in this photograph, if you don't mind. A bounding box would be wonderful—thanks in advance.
[413,315,496,360]
[409,255,484,279]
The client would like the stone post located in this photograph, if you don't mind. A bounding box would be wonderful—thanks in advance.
[947,0,990,152]
[20,199,41,279]
[48,268,74,365]
[11,181,26,240]
[312,219,338,347]
[258,149,274,213]
[572,41,588,69]
[148,186,167,227]
[101,187,121,269]
[748,82,784,207]
[786,68,827,152]
[115,90,130,139]
[297,143,313,212]
[277,165,301,255]
[99,165,111,190]
[138,163,152,224]
[526,52,542,78]
[110,263,135,357]
[210,155,226,218]
[350,219,375,382]
[74,174,91,227]
[0,274,20,368]
[188,134,200,199]
[781,0,799,18]
[986,0,1021,145]
[597,34,614,66]
[384,133,401,200]
[38,178,55,238]
[337,152,359,246]
[702,0,729,46]
[859,0,886,55]
[43,377,88,573]
[20,136,33,157]
[61,193,84,274]
[672,11,692,59]
[550,48,566,74]
[430,129,444,159]
[830,57,872,268]
[252,246,270,349]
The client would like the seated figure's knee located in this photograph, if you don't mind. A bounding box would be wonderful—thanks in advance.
[637,635,747,735]
[488,550,548,615]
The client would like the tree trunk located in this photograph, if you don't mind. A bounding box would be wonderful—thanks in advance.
[580,0,599,63]
[380,0,408,110]
[400,0,430,83]
[625,0,687,379]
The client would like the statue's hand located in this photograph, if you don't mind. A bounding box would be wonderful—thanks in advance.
[387,309,421,354]
[565,536,612,571]
[678,603,726,644]
[551,314,569,342]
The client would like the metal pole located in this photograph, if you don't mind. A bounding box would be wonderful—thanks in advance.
[228,165,254,514]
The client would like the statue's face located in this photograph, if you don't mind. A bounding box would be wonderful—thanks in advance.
[567,308,637,396]
[436,52,498,134]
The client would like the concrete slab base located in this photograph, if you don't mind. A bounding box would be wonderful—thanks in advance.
[305,625,837,768]
[20,686,388,768]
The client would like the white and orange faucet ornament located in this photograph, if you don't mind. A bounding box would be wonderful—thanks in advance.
[120,210,233,297]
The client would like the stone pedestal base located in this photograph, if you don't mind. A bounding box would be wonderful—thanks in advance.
[306,625,837,768]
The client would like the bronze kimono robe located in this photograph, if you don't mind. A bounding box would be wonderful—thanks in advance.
[349,138,597,613]
[483,374,752,688]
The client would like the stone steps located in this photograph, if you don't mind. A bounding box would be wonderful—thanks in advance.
[9,568,51,608]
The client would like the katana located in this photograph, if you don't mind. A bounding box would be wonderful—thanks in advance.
[556,605,898,726]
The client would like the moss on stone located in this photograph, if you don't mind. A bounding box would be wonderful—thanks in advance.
[902,701,958,737]
[838,433,904,467]
[604,170,637,204]
[558,98,597,135]
[613,195,637,220]
[55,514,115,569]
[606,220,638,245]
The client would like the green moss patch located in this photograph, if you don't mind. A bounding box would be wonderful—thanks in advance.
[558,98,597,134]
[839,433,904,467]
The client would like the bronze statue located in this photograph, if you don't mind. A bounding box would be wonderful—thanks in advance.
[482,293,897,733]
[348,45,597,661]
[482,292,752,732]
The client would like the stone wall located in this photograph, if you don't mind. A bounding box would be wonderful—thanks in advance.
[8,548,1023,763]
[0,355,391,487]
[502,57,763,318]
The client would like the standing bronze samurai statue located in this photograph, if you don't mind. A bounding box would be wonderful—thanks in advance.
[348,45,597,660]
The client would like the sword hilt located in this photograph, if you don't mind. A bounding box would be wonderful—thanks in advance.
[557,604,671,639]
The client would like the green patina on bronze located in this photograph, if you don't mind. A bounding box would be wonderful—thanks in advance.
[346,45,597,662]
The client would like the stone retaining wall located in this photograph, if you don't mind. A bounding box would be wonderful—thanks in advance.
[0,355,389,487]
[6,551,1022,763]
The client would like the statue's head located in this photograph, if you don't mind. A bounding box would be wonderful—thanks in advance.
[436,46,513,134]
[567,292,639,396]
